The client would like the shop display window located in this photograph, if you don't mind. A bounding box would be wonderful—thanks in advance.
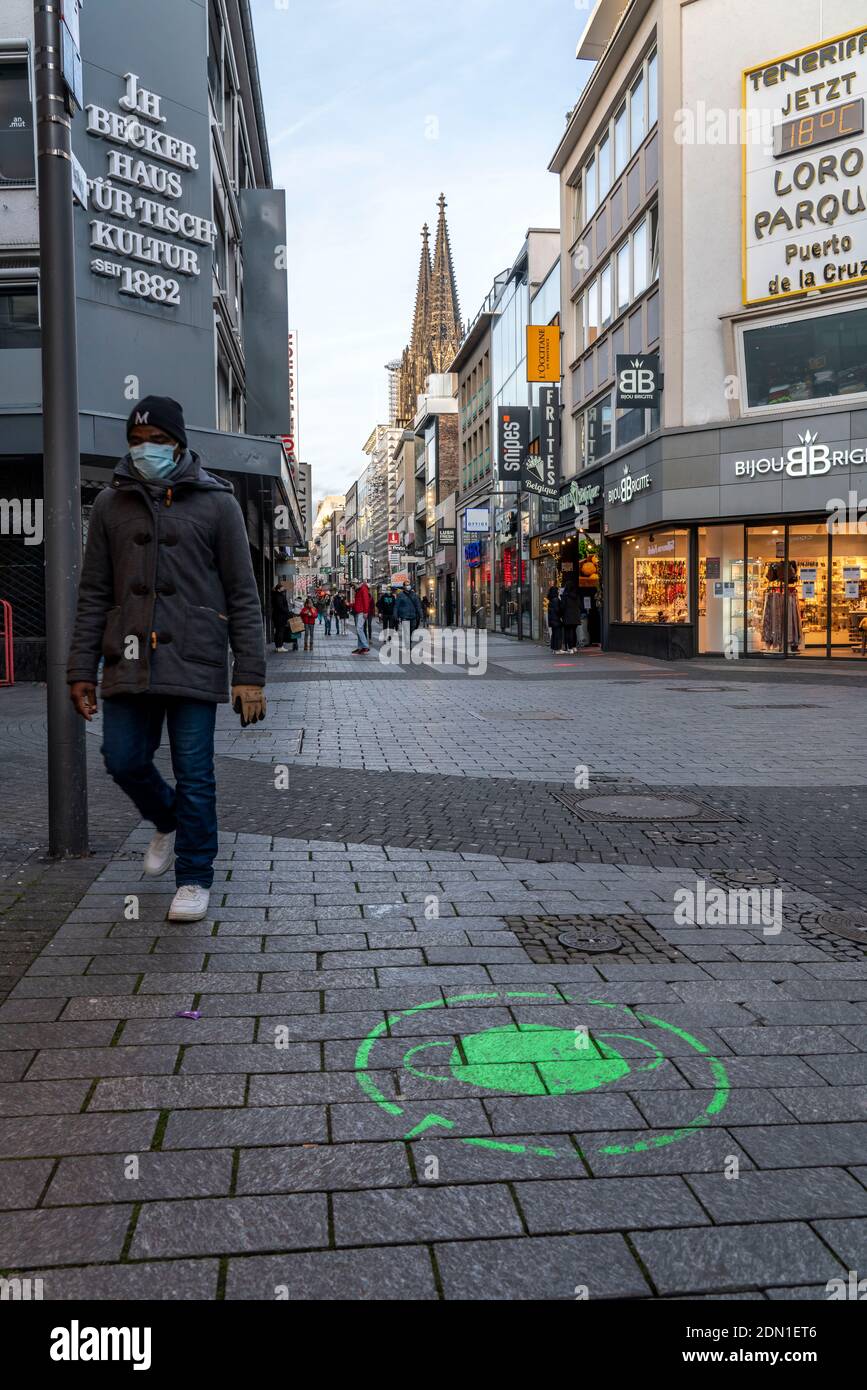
[620,530,689,624]
[698,525,744,655]
[743,305,867,409]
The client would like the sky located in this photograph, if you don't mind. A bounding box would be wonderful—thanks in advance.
[251,0,593,503]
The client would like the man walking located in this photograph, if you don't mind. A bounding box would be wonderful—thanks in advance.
[351,580,373,654]
[67,396,266,923]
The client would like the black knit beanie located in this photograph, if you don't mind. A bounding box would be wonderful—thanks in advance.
[126,396,187,449]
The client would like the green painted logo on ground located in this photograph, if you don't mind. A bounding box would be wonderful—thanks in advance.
[353,993,730,1160]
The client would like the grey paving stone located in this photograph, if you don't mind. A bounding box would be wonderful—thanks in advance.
[19,1259,219,1300]
[763,1284,836,1299]
[409,1135,584,1183]
[334,1183,522,1245]
[130,1193,328,1258]
[515,1175,709,1233]
[0,1111,158,1158]
[772,1086,867,1122]
[732,1122,867,1169]
[687,1167,867,1223]
[237,1140,411,1194]
[435,1232,649,1300]
[179,1042,320,1074]
[631,1223,845,1296]
[26,1045,179,1081]
[634,1088,797,1128]
[811,1217,867,1268]
[86,954,206,974]
[577,1128,755,1178]
[255,1012,389,1042]
[0,1017,118,1045]
[225,1245,436,1300]
[805,1055,867,1085]
[330,1098,491,1143]
[258,969,376,991]
[0,1204,133,1267]
[119,1017,254,1045]
[0,1079,90,1117]
[486,1093,647,1136]
[675,1056,827,1088]
[0,1157,53,1209]
[248,1071,376,1107]
[138,972,259,994]
[60,994,194,1020]
[0,999,65,1022]
[163,1105,327,1149]
[716,1027,855,1055]
[45,1150,233,1204]
[197,991,318,1017]
[89,1075,246,1112]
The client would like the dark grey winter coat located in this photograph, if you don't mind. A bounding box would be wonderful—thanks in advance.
[66,451,266,702]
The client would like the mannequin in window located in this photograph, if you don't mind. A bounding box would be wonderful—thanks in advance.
[761,560,802,652]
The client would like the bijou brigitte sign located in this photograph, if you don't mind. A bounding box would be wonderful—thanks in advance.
[733,429,867,479]
[743,26,867,305]
[84,73,214,307]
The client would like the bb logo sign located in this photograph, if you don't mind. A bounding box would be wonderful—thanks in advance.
[615,353,661,408]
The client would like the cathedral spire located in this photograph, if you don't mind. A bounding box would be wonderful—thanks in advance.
[409,222,432,358]
[429,193,462,371]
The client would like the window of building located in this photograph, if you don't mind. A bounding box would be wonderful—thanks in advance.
[585,277,599,346]
[615,405,645,450]
[207,7,224,116]
[0,56,35,185]
[597,133,611,202]
[600,263,612,329]
[584,154,597,221]
[648,49,658,128]
[620,530,690,624]
[630,71,646,152]
[632,217,648,298]
[616,241,630,313]
[0,282,40,348]
[741,304,867,409]
[614,104,628,176]
[586,392,612,466]
[650,204,660,283]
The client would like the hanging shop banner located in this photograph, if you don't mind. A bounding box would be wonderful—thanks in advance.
[497,406,530,484]
[463,507,490,533]
[437,527,456,547]
[743,25,867,305]
[526,325,561,382]
[615,354,662,408]
[522,386,560,498]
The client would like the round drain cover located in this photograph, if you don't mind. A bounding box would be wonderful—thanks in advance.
[557,929,622,953]
[817,912,867,945]
[673,832,718,845]
[575,794,704,821]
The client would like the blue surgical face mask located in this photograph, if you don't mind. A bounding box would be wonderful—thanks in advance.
[130,442,178,481]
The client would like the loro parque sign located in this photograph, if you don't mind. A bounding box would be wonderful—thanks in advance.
[84,73,214,308]
[743,25,867,305]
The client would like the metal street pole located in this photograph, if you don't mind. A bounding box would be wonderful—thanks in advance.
[34,0,89,856]
[516,487,524,640]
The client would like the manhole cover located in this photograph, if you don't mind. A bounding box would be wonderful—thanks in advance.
[713,870,778,886]
[728,703,825,711]
[557,792,711,821]
[816,911,867,945]
[556,928,623,953]
[666,686,734,693]
[672,831,719,845]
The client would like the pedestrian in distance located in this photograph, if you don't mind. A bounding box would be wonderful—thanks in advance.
[333,592,348,634]
[301,596,317,650]
[271,581,290,652]
[377,587,397,631]
[351,581,373,653]
[67,395,266,923]
[324,595,333,637]
[560,580,582,653]
[407,583,423,634]
[546,583,563,653]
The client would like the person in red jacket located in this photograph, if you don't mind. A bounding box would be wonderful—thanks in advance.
[351,582,372,654]
[300,596,317,651]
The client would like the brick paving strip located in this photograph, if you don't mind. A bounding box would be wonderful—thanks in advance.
[0,640,865,1299]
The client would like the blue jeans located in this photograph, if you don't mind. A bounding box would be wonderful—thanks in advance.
[101,695,218,888]
[354,614,370,650]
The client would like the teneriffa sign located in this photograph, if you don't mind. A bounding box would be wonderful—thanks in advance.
[734,429,867,478]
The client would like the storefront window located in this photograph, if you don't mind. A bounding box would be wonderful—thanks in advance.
[828,527,867,657]
[743,306,867,408]
[746,526,788,654]
[698,525,745,654]
[621,530,689,624]
[0,57,35,185]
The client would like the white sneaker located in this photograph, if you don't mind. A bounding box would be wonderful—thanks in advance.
[276,646,287,653]
[143,830,174,876]
[168,885,211,922]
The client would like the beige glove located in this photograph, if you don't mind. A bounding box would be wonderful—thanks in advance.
[232,685,266,728]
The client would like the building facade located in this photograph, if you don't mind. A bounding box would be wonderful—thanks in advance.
[0,0,301,674]
[551,0,867,661]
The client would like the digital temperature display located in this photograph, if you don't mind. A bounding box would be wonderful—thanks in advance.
[774,98,864,157]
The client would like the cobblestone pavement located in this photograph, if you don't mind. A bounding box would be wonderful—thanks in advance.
[0,630,866,1299]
